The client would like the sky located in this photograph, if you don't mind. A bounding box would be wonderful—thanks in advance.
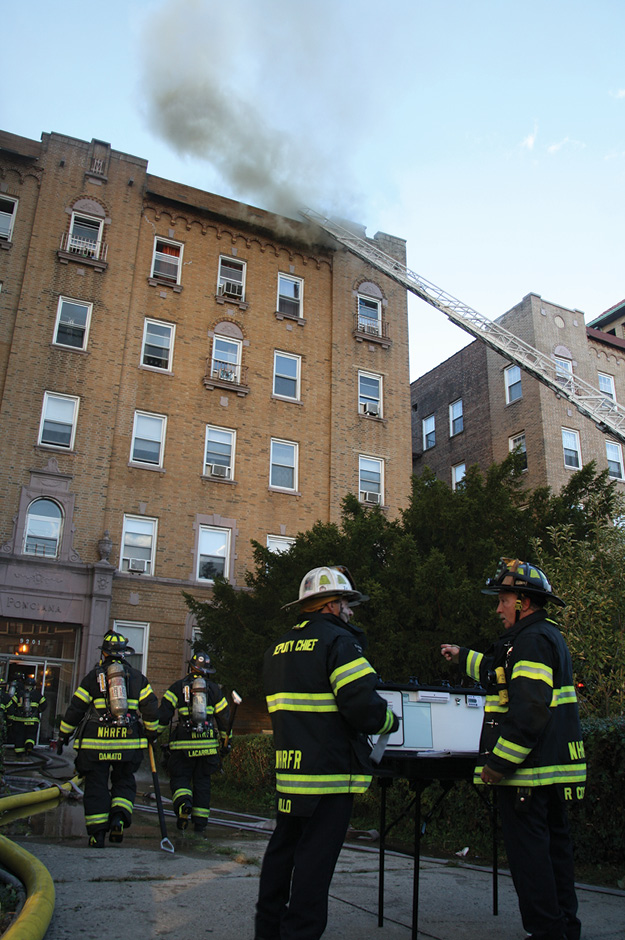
[2,0,625,380]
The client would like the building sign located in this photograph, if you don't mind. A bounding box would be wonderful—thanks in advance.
[0,620,78,660]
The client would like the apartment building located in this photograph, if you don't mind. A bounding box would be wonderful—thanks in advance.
[0,129,412,738]
[411,291,625,494]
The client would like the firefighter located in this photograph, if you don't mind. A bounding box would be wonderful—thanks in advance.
[157,650,230,832]
[254,566,399,940]
[6,673,46,756]
[58,631,160,848]
[441,558,586,940]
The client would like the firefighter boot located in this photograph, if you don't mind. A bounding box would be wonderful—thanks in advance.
[177,800,193,830]
[88,831,106,848]
[109,815,125,843]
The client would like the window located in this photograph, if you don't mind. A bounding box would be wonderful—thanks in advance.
[449,399,464,436]
[113,621,149,673]
[131,412,166,467]
[38,392,79,449]
[68,212,103,257]
[142,319,175,371]
[211,335,241,383]
[505,365,522,403]
[452,462,466,490]
[606,441,624,480]
[357,295,381,335]
[267,535,295,554]
[53,297,92,350]
[555,356,573,388]
[0,196,17,241]
[359,455,383,504]
[359,372,382,416]
[217,256,245,299]
[120,515,157,574]
[270,439,298,491]
[598,372,616,404]
[23,498,63,558]
[151,238,183,284]
[277,274,303,318]
[197,525,230,581]
[273,352,301,400]
[509,432,528,471]
[422,414,435,450]
[204,425,235,478]
[562,428,581,469]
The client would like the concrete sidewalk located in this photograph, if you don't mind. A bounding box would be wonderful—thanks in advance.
[12,798,625,940]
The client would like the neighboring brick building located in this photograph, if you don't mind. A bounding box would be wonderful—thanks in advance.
[411,292,625,495]
[0,129,412,737]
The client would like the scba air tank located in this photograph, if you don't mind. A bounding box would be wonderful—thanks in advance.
[107,662,128,719]
[191,676,207,723]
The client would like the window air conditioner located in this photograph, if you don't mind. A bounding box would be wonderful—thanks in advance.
[362,402,380,416]
[128,558,147,573]
[218,281,243,297]
[361,491,381,504]
[210,463,230,478]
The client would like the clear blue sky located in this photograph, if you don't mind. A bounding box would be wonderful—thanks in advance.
[3,0,624,379]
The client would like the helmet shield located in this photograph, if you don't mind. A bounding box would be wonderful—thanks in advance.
[482,558,565,607]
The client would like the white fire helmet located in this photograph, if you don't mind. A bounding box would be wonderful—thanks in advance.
[282,566,368,610]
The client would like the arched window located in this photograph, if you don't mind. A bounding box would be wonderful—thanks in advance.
[23,499,63,558]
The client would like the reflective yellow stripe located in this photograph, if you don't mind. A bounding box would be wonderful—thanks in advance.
[266,692,338,713]
[551,686,578,706]
[139,685,155,702]
[485,695,507,714]
[75,687,91,704]
[111,797,133,814]
[215,697,228,714]
[164,689,178,707]
[493,736,531,764]
[511,660,553,686]
[79,739,146,750]
[377,709,395,735]
[465,650,483,681]
[330,658,375,694]
[276,772,372,794]
[473,763,587,786]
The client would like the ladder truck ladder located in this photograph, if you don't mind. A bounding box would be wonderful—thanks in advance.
[301,208,625,445]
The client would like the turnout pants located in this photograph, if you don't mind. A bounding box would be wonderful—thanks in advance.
[80,756,142,835]
[498,786,581,940]
[168,750,218,830]
[255,793,354,940]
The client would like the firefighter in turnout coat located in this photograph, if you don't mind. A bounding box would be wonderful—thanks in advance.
[59,631,160,848]
[255,566,399,940]
[441,559,586,940]
[158,651,230,832]
[6,674,47,755]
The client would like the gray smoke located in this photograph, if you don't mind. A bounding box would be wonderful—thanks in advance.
[139,0,370,219]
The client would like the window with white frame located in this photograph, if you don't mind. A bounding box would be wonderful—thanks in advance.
[357,295,381,335]
[504,365,522,403]
[606,441,624,480]
[217,256,245,299]
[120,515,157,574]
[422,414,435,449]
[267,535,295,553]
[0,196,18,241]
[113,621,149,673]
[204,425,235,479]
[449,399,464,436]
[509,432,528,471]
[598,372,616,404]
[562,428,581,469]
[197,525,230,581]
[211,335,241,383]
[23,498,63,558]
[38,392,79,449]
[277,274,303,318]
[142,319,175,371]
[151,237,183,284]
[273,351,301,400]
[53,297,92,350]
[359,372,382,416]
[555,356,573,388]
[270,439,298,491]
[68,212,103,257]
[452,462,466,490]
[359,455,383,505]
[131,412,166,467]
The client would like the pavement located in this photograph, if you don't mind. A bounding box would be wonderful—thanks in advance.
[2,753,624,940]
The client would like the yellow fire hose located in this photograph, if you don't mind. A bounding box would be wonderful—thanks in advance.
[0,777,83,940]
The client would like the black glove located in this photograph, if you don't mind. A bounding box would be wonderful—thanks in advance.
[145,728,159,744]
[57,735,70,756]
[389,712,400,734]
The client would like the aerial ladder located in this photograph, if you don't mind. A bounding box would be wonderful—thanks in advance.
[301,208,625,446]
